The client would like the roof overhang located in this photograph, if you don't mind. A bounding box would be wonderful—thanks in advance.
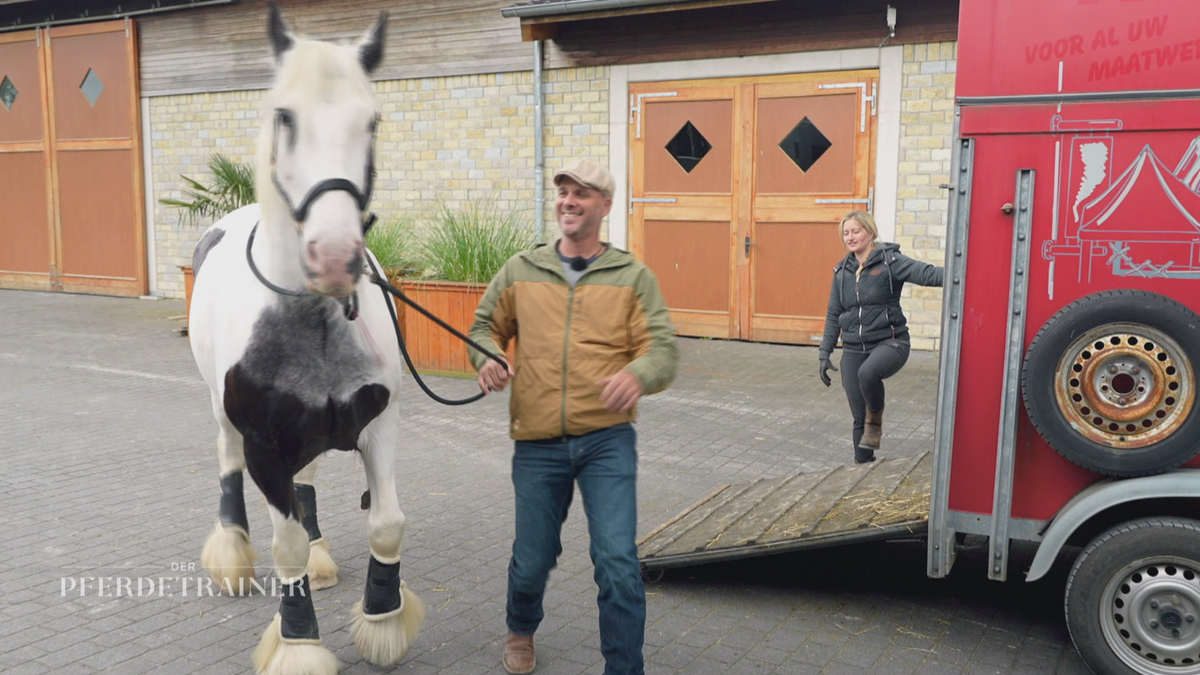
[0,0,233,33]
[501,0,780,41]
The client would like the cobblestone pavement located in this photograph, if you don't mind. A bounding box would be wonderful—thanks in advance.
[0,290,1091,675]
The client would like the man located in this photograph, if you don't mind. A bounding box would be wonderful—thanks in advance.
[470,158,678,675]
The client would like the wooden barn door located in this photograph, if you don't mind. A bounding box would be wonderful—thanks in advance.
[0,30,53,291]
[630,71,877,344]
[749,75,877,344]
[47,21,146,296]
[629,84,738,339]
[0,20,145,297]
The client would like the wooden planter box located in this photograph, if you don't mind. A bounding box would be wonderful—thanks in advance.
[392,279,491,377]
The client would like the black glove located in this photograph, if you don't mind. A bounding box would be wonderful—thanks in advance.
[819,357,838,387]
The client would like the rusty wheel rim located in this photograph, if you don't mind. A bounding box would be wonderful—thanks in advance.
[1054,323,1195,450]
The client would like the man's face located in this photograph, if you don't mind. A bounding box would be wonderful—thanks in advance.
[555,177,612,241]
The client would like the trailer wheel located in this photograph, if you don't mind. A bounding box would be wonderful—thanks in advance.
[1022,290,1200,476]
[1065,518,1200,675]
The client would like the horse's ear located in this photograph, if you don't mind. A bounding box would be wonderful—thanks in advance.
[267,1,294,62]
[356,10,387,74]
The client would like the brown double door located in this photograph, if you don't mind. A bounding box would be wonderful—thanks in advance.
[0,20,145,296]
[630,70,877,344]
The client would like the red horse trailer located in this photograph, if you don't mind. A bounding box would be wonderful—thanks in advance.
[640,1,1200,672]
[931,0,1200,671]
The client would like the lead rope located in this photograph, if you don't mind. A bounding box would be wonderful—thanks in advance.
[246,222,508,406]
[363,253,510,406]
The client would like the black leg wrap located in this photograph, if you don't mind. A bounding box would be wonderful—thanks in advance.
[279,576,320,641]
[293,484,322,542]
[218,471,249,534]
[362,556,402,615]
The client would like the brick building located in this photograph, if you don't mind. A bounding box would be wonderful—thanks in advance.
[0,0,958,350]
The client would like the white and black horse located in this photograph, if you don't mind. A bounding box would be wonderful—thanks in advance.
[188,5,423,674]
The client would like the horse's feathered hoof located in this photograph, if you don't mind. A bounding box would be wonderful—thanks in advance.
[350,581,426,666]
[253,613,337,675]
[306,538,338,590]
[200,522,259,595]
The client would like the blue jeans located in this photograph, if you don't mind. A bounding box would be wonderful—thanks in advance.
[507,423,645,675]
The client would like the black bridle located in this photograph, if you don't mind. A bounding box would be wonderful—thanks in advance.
[245,108,507,405]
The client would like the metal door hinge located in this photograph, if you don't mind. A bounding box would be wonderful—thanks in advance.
[815,187,874,214]
[818,81,877,133]
[629,91,678,139]
[628,196,676,216]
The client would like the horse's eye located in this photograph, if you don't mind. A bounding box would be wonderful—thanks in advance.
[276,109,295,128]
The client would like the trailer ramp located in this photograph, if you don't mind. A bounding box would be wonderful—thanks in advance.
[638,452,932,572]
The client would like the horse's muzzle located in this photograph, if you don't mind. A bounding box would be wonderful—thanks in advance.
[303,239,364,297]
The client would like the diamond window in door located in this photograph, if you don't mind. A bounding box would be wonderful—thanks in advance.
[0,76,16,110]
[779,117,831,172]
[79,68,104,107]
[665,121,712,173]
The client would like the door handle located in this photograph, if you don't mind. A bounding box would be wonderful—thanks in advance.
[744,236,757,256]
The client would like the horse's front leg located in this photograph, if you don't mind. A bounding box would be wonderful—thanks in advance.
[248,449,337,675]
[351,405,426,666]
[200,402,258,595]
[293,459,338,590]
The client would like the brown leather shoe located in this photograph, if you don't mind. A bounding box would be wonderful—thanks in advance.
[861,409,883,450]
[503,631,536,674]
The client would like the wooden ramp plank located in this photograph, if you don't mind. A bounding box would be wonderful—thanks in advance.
[870,452,934,527]
[717,470,830,548]
[638,453,933,571]
[758,465,868,544]
[810,453,929,536]
[637,481,758,557]
[653,473,805,557]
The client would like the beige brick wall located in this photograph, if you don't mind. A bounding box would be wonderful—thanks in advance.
[894,41,956,352]
[150,91,262,298]
[540,66,610,235]
[149,66,610,298]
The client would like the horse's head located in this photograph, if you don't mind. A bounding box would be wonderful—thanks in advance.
[257,3,387,297]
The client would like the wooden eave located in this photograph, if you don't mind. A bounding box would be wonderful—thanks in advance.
[513,0,781,41]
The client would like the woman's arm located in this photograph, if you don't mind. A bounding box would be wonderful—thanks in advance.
[817,269,845,360]
[892,253,944,287]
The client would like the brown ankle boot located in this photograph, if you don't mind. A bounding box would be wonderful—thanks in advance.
[861,409,883,450]
[503,631,536,674]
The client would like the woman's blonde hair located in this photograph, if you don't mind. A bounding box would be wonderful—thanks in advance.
[841,211,879,241]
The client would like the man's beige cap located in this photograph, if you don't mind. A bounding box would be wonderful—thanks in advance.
[553,158,615,198]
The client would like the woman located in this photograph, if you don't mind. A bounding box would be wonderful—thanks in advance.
[818,211,944,464]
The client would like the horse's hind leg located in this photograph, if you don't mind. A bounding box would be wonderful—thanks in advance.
[351,407,425,666]
[249,452,336,675]
[200,406,258,595]
[293,459,338,590]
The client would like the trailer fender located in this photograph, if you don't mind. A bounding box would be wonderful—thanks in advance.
[1026,469,1200,582]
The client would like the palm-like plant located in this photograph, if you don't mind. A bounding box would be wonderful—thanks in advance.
[160,153,256,227]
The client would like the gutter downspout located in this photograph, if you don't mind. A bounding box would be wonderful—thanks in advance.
[533,39,546,241]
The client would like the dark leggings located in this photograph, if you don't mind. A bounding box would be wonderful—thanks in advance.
[841,339,911,461]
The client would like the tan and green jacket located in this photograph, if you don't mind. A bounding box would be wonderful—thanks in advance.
[469,242,678,441]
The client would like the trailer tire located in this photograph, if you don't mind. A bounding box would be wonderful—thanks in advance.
[1065,517,1200,675]
[1022,290,1200,477]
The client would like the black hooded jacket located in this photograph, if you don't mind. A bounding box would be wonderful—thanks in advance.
[818,242,944,359]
